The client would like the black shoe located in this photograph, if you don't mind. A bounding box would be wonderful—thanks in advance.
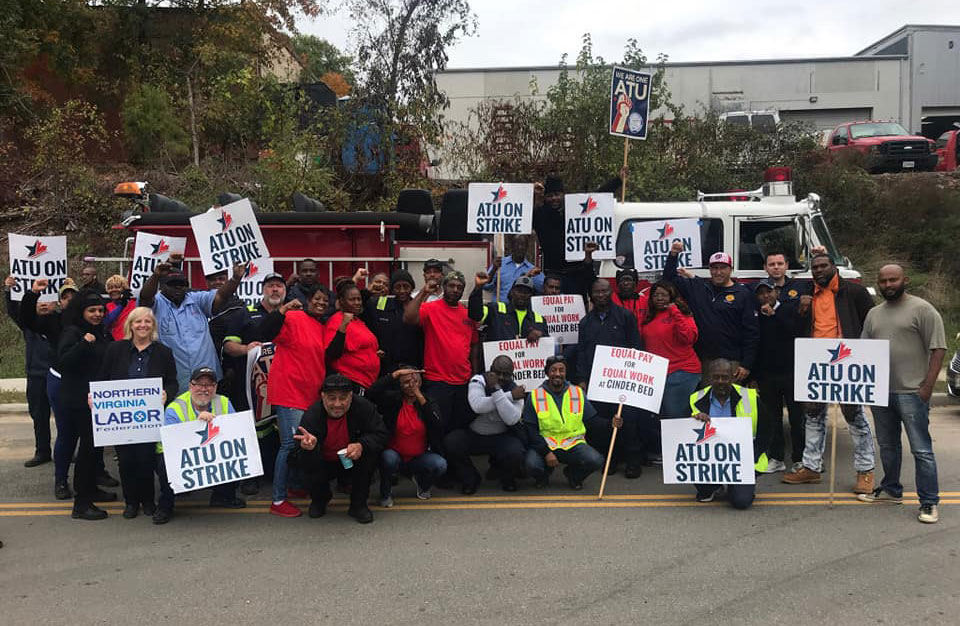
[563,467,583,490]
[24,454,52,468]
[501,479,518,492]
[152,509,173,525]
[625,465,643,479]
[239,480,259,496]
[607,462,620,476]
[308,500,327,518]
[209,497,246,509]
[461,484,478,495]
[122,503,139,519]
[142,502,156,516]
[72,504,108,520]
[534,477,549,489]
[92,488,117,502]
[96,472,119,488]
[55,482,72,500]
[348,506,374,524]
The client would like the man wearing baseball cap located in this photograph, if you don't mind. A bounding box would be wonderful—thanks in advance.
[663,242,758,383]
[411,258,445,303]
[468,273,549,345]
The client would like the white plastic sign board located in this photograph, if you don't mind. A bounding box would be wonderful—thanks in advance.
[794,338,889,407]
[466,183,534,234]
[161,410,263,494]
[130,232,187,297]
[189,198,270,276]
[661,418,756,485]
[234,257,274,308]
[563,193,616,261]
[7,233,68,302]
[482,337,556,387]
[530,295,585,345]
[90,378,165,446]
[586,345,669,412]
[630,219,702,272]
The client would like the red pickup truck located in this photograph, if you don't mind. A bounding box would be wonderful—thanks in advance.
[934,129,959,172]
[826,121,939,173]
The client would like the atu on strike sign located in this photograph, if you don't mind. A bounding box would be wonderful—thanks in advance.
[160,410,264,494]
[466,183,534,234]
[7,233,68,302]
[130,232,187,297]
[630,219,702,272]
[586,345,669,412]
[89,378,165,447]
[609,67,652,140]
[661,418,755,485]
[530,295,585,345]
[564,193,616,261]
[190,198,270,276]
[482,337,556,387]
[235,258,275,308]
[794,338,890,407]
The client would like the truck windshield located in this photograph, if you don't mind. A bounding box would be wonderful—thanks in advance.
[850,122,910,139]
[810,214,845,265]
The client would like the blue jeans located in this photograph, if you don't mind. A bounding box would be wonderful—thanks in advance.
[802,403,875,473]
[870,393,939,505]
[660,370,701,418]
[49,371,75,483]
[379,449,448,499]
[524,444,604,485]
[272,406,304,502]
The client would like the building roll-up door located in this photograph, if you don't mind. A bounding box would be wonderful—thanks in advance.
[780,108,874,130]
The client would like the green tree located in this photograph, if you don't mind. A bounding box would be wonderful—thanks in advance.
[291,34,355,85]
[122,84,191,165]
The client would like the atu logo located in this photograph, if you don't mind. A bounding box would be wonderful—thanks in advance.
[490,185,508,203]
[25,240,48,259]
[216,209,233,232]
[827,342,853,365]
[657,222,675,239]
[150,239,170,256]
[196,420,221,446]
[244,262,259,279]
[579,196,599,215]
[693,421,717,444]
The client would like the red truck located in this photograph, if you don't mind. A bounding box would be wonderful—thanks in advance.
[934,128,959,172]
[826,121,938,173]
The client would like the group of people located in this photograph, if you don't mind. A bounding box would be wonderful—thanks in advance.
[3,175,945,525]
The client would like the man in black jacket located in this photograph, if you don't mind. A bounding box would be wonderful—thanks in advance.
[292,374,389,523]
[363,269,423,371]
[469,274,549,345]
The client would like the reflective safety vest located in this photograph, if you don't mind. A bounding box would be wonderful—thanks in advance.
[376,296,390,310]
[532,385,587,451]
[688,385,768,473]
[480,302,544,327]
[156,391,232,454]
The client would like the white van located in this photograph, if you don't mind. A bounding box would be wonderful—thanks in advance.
[719,110,781,134]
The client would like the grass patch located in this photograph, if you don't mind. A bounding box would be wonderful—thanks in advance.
[0,390,26,404]
[0,313,26,378]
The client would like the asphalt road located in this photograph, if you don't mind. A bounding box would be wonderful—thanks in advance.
[2,405,959,625]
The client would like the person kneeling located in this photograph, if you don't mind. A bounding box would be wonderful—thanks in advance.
[523,356,605,490]
[292,374,389,523]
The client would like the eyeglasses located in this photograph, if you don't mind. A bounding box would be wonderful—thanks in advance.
[190,381,217,389]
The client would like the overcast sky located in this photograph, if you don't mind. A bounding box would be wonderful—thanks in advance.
[301,0,960,68]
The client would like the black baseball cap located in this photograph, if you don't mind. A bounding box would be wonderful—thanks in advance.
[190,367,217,382]
[262,272,285,284]
[512,275,535,291]
[321,373,354,392]
[755,278,778,291]
[423,259,444,271]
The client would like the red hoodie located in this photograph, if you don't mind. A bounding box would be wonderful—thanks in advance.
[641,306,700,374]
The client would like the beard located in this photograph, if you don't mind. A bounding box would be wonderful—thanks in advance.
[881,285,906,301]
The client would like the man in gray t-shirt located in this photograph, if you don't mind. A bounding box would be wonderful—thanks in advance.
[859,264,946,524]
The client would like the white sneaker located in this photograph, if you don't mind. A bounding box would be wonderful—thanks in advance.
[379,496,394,508]
[918,504,939,524]
[412,476,431,500]
[760,459,787,474]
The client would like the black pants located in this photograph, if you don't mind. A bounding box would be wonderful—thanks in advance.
[757,373,805,463]
[155,453,238,513]
[422,380,472,435]
[117,443,157,507]
[443,428,525,488]
[304,457,374,511]
[26,374,51,457]
[70,405,98,508]
[586,402,646,467]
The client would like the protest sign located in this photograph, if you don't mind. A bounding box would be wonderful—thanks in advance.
[630,219,702,271]
[246,342,277,424]
[530,295,585,345]
[794,338,889,407]
[129,232,187,297]
[90,378,165,447]
[466,183,534,234]
[234,258,274,308]
[189,198,270,276]
[586,345,669,412]
[160,410,264,494]
[661,418,756,485]
[7,233,68,302]
[609,67,652,140]
[482,337,556,387]
[563,193,616,261]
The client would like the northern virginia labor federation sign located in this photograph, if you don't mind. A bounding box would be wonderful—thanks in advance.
[90,378,165,447]
[609,67,652,140]
[794,338,890,407]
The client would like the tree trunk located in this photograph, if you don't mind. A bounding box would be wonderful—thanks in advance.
[186,74,200,168]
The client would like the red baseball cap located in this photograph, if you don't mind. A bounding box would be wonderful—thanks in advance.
[708,252,733,266]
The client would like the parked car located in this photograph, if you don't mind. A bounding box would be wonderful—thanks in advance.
[947,336,960,399]
[720,110,780,133]
[934,127,959,172]
[826,121,939,173]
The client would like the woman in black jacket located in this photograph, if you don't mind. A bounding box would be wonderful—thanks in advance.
[58,289,113,520]
[97,307,179,520]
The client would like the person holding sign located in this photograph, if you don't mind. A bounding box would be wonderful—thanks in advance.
[689,359,769,508]
[859,264,945,524]
[663,242,758,383]
[469,273,549,344]
[783,251,876,494]
[484,235,544,303]
[154,367,244,524]
[533,176,595,299]
[97,307,178,519]
[523,355,605,490]
[641,281,700,419]
[292,374,389,523]
[325,281,381,392]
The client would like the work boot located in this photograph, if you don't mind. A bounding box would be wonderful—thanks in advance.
[308,499,329,518]
[92,488,117,502]
[54,481,72,500]
[348,506,374,524]
[853,471,874,495]
[72,504,108,521]
[24,454,52,468]
[782,467,821,484]
[96,471,119,488]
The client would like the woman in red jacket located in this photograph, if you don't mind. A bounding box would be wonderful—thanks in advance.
[325,281,381,392]
[258,284,329,518]
[641,281,700,418]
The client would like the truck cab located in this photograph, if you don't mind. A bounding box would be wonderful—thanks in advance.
[934,128,959,172]
[827,121,938,173]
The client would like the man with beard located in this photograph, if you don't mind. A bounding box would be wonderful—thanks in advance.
[859,264,945,524]
[783,252,876,495]
[364,269,423,371]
